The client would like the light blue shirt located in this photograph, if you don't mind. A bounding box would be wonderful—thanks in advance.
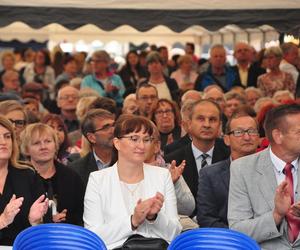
[93,150,110,170]
[191,142,214,173]
[270,147,299,196]
[81,73,125,105]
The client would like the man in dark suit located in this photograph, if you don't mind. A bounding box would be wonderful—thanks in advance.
[165,100,230,216]
[197,113,260,227]
[231,42,265,88]
[69,109,115,188]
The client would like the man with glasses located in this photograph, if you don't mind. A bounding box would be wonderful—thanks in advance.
[228,103,300,249]
[57,85,80,133]
[197,112,260,228]
[136,83,158,119]
[69,109,115,188]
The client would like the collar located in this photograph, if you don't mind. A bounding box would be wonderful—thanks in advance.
[93,150,110,168]
[191,142,214,160]
[270,147,299,174]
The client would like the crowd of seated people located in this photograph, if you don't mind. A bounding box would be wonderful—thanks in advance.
[0,41,300,249]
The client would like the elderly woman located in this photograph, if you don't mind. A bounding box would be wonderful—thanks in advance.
[0,116,48,245]
[257,46,295,97]
[152,99,181,149]
[81,50,125,106]
[20,123,85,226]
[84,114,181,249]
[170,55,198,91]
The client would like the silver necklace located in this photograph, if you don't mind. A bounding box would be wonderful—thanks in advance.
[122,181,142,196]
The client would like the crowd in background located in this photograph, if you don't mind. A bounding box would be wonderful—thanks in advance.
[0,40,300,249]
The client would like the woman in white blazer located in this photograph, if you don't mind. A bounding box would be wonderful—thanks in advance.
[83,114,182,249]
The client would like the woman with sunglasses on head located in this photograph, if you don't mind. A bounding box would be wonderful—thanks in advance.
[0,100,27,144]
[0,116,48,246]
[84,114,181,250]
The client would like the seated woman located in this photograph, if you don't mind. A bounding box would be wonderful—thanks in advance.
[144,123,195,217]
[0,116,48,246]
[20,123,85,226]
[152,99,181,150]
[84,114,182,249]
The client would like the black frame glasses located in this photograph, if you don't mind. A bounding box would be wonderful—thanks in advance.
[227,128,259,137]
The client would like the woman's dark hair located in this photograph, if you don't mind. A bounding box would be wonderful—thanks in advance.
[36,49,51,66]
[41,113,70,160]
[152,98,181,128]
[110,114,154,165]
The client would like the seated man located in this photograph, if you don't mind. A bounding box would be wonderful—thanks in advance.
[228,103,300,249]
[197,112,260,227]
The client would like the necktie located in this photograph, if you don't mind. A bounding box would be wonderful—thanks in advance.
[284,163,300,242]
[201,153,209,169]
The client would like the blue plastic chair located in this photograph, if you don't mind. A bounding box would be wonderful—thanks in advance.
[168,228,260,250]
[13,223,107,250]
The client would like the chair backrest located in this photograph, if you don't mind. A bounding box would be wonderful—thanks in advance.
[13,223,107,250]
[168,228,260,250]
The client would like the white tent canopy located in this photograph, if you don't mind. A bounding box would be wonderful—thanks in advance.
[0,0,298,53]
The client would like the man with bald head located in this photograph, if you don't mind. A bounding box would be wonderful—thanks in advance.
[195,44,238,92]
[181,90,202,105]
[231,42,265,88]
[57,85,80,132]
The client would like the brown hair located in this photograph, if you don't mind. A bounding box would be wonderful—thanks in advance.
[0,115,30,169]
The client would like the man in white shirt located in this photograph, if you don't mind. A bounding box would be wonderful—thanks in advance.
[228,103,300,249]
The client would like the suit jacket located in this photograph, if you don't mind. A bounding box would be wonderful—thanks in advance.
[68,152,98,188]
[163,134,191,156]
[164,138,230,208]
[228,149,300,249]
[84,163,182,249]
[231,64,266,87]
[197,158,230,228]
[0,165,45,245]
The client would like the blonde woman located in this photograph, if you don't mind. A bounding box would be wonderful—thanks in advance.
[0,116,48,246]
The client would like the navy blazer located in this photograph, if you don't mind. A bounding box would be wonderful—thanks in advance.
[164,138,230,213]
[231,63,266,88]
[197,158,230,228]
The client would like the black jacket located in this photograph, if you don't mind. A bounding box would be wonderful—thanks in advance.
[0,165,45,245]
[68,152,98,189]
[164,138,230,216]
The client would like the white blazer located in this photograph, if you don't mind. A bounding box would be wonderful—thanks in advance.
[84,163,182,249]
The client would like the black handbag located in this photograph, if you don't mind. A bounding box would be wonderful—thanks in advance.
[121,234,169,250]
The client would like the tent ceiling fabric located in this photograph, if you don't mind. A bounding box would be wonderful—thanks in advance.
[1,0,300,10]
[0,1,300,33]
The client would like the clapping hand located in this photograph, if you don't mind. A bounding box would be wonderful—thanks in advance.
[0,194,24,228]
[273,181,291,225]
[28,194,49,225]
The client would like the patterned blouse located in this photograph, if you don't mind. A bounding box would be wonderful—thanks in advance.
[257,71,295,97]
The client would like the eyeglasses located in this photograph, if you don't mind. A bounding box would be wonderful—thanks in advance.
[119,135,153,145]
[59,95,79,100]
[93,122,115,133]
[138,95,158,101]
[9,119,26,128]
[228,128,259,137]
[155,109,173,116]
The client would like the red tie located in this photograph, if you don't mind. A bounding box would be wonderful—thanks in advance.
[284,163,300,242]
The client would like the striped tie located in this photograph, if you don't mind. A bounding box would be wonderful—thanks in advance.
[201,153,209,169]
